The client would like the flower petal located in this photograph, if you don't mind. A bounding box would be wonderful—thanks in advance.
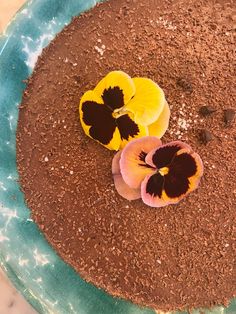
[80,91,121,150]
[112,150,122,176]
[140,140,204,207]
[187,152,204,192]
[141,173,169,207]
[125,77,165,126]
[102,86,125,110]
[112,151,141,200]
[120,136,162,189]
[163,151,203,199]
[94,71,136,108]
[117,113,149,149]
[113,175,141,201]
[145,141,192,169]
[141,173,189,207]
[164,173,190,198]
[170,152,197,178]
[79,90,104,135]
[148,101,170,138]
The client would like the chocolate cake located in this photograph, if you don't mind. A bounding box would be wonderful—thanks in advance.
[16,0,236,312]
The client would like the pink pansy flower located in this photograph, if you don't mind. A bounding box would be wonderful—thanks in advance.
[112,136,203,207]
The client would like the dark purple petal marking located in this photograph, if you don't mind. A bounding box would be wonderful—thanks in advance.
[152,145,182,169]
[82,101,116,145]
[102,86,125,110]
[139,151,155,169]
[171,153,197,178]
[164,174,190,198]
[146,173,164,197]
[139,151,147,162]
[163,153,197,198]
[116,114,139,141]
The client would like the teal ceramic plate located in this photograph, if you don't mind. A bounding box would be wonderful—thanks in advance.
[0,1,235,313]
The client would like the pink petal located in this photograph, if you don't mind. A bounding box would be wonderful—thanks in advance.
[141,174,171,208]
[141,146,204,208]
[120,136,162,189]
[113,174,141,201]
[112,151,122,175]
[112,151,141,201]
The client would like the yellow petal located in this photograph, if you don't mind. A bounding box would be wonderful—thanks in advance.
[125,77,166,126]
[79,90,121,150]
[118,112,149,150]
[94,71,136,106]
[79,90,104,139]
[148,101,170,138]
[105,127,121,151]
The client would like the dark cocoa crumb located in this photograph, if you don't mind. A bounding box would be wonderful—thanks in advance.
[224,109,235,127]
[199,129,213,144]
[199,105,216,117]
[176,77,193,93]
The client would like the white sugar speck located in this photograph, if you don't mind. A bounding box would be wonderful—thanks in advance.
[95,45,106,56]
[70,170,74,175]
[177,117,188,130]
[156,17,177,30]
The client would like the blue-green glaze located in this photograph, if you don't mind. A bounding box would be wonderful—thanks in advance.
[0,1,235,313]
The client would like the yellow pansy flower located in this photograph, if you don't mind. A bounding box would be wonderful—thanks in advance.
[79,71,170,150]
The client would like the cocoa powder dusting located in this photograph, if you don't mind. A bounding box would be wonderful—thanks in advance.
[16,0,236,312]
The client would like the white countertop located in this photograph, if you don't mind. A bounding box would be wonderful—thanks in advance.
[0,269,36,314]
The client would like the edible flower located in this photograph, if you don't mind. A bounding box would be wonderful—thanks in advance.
[79,71,170,150]
[112,136,203,207]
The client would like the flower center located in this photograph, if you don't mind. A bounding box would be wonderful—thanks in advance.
[112,107,128,119]
[158,167,169,176]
